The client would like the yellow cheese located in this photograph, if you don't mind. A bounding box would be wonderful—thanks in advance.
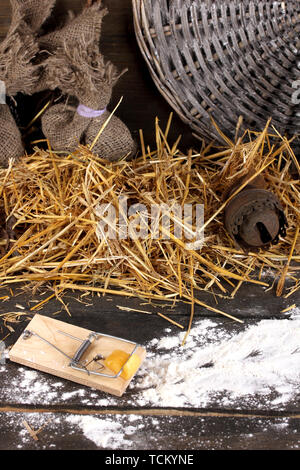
[104,349,141,380]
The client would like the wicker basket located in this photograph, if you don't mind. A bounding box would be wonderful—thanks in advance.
[133,0,300,144]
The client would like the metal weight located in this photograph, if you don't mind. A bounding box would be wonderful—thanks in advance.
[224,181,288,252]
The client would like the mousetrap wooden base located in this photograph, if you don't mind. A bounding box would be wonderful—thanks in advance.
[9,314,146,397]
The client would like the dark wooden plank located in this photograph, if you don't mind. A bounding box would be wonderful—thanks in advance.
[1,306,299,412]
[0,274,296,326]
[1,411,300,450]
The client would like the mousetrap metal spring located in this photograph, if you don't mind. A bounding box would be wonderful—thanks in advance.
[22,328,139,379]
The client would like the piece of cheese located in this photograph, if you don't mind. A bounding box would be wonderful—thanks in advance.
[104,349,141,380]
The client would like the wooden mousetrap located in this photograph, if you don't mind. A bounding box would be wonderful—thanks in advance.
[9,314,146,397]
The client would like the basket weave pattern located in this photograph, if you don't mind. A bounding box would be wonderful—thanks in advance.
[133,0,300,143]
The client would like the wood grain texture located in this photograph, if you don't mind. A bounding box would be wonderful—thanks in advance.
[0,275,295,325]
[0,0,195,149]
[0,286,299,450]
[1,411,300,450]
[0,1,298,450]
[1,291,299,412]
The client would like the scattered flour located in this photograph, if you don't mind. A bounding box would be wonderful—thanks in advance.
[64,415,134,449]
[2,307,300,449]
[2,412,146,449]
[1,367,90,404]
[1,307,300,413]
[291,307,300,319]
[134,308,300,408]
[2,309,300,410]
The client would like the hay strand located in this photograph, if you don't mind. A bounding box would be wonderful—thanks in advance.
[0,118,298,336]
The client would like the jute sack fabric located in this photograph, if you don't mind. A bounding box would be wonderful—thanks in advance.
[11,0,56,33]
[1,0,56,95]
[39,2,108,54]
[35,1,107,94]
[41,3,136,162]
[0,105,24,168]
[0,0,56,167]
[42,104,136,162]
[41,105,90,152]
[0,17,39,96]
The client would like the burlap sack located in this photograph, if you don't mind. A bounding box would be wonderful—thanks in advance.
[0,105,24,168]
[42,104,136,161]
[42,103,90,152]
[85,112,137,162]
[0,20,39,96]
[39,1,108,54]
[0,0,57,97]
[11,0,56,33]
[0,0,56,167]
[41,2,136,162]
[42,41,136,161]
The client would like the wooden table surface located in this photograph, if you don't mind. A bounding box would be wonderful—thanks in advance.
[0,0,299,451]
[0,280,299,450]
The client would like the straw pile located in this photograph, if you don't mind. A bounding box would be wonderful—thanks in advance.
[0,116,299,334]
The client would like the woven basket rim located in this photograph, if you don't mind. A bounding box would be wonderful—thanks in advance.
[133,0,300,145]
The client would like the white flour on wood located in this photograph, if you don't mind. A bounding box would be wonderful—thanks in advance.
[1,307,300,449]
[1,307,299,411]
[134,307,300,408]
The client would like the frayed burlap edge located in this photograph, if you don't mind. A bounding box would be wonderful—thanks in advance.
[11,0,56,33]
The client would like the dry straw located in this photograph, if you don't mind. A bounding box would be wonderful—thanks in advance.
[0,116,298,331]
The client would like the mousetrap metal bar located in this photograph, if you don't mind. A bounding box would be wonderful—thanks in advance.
[10,314,147,397]
[22,328,139,379]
